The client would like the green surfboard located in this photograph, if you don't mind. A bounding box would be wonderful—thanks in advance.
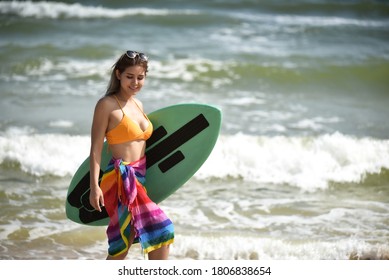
[66,103,222,226]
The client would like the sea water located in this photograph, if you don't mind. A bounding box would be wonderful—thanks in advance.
[0,0,388,260]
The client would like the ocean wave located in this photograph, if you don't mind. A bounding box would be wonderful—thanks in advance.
[1,128,388,191]
[4,56,111,81]
[0,127,90,177]
[2,0,387,30]
[238,12,389,29]
[172,234,389,260]
[196,132,389,191]
[5,51,387,95]
[1,55,236,91]
[0,1,198,19]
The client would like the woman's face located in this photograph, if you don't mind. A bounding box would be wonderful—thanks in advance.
[116,65,146,96]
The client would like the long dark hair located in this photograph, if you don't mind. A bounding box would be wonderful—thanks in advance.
[105,52,148,96]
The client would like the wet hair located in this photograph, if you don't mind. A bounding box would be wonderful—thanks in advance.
[105,52,148,96]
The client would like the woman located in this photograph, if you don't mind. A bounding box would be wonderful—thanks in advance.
[89,51,174,260]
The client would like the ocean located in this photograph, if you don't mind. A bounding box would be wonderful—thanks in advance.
[0,0,388,260]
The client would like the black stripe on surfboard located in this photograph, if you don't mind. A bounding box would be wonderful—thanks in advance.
[146,113,210,169]
[158,150,185,173]
[68,170,102,208]
[146,125,168,148]
[67,169,109,224]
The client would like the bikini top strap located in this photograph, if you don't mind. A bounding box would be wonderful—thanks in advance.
[131,98,148,118]
[113,95,125,115]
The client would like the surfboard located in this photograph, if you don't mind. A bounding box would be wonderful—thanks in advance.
[66,103,222,226]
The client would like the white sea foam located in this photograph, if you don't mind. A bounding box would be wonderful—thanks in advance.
[2,56,235,97]
[49,120,74,128]
[196,132,389,191]
[172,234,389,260]
[0,1,198,19]
[291,116,341,132]
[151,58,232,86]
[19,58,111,81]
[233,10,389,29]
[1,0,386,31]
[1,128,388,190]
[0,127,89,177]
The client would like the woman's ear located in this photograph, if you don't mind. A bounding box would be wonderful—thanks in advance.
[115,69,121,80]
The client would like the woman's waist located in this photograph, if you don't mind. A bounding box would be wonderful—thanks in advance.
[108,141,146,162]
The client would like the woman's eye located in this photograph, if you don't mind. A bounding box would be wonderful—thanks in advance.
[126,76,143,80]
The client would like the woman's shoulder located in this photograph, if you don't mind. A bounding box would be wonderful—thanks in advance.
[95,95,116,112]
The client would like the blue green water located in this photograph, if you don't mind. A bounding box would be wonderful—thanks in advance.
[0,0,388,259]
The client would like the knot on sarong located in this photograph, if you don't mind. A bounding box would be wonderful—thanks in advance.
[110,157,146,210]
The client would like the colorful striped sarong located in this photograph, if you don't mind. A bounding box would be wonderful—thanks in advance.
[100,156,174,256]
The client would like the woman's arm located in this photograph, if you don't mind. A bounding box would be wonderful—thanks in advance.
[89,98,109,212]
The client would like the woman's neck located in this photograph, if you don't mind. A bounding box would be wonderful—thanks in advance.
[116,92,133,102]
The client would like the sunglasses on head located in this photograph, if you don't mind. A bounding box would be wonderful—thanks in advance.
[125,50,148,62]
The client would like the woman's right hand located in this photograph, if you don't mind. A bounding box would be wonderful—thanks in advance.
[89,186,105,212]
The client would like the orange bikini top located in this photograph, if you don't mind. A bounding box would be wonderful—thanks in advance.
[105,96,153,145]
